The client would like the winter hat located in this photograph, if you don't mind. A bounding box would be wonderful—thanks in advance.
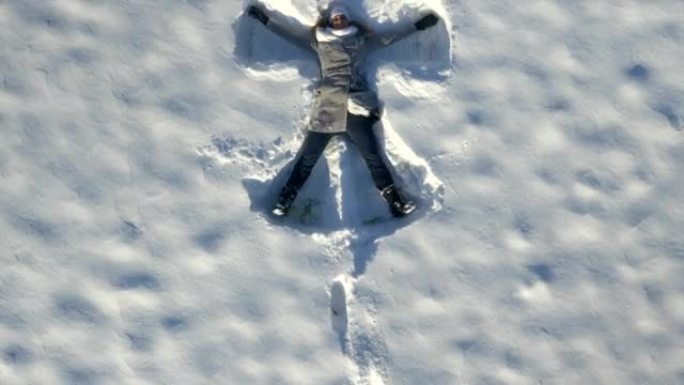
[329,5,349,21]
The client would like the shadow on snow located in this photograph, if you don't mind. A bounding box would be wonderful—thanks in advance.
[240,130,431,278]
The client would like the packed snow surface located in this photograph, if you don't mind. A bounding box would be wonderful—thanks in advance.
[1,0,683,384]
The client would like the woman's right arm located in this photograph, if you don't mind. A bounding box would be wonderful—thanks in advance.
[246,5,314,52]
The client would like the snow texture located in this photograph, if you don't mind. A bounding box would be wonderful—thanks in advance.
[1,0,684,384]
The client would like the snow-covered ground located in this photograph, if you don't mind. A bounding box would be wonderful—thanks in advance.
[1,0,683,384]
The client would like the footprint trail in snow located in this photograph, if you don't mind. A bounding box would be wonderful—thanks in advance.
[330,274,392,385]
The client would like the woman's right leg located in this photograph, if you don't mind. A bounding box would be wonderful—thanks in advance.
[285,131,333,191]
[273,131,333,216]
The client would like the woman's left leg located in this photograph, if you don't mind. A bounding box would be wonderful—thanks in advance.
[345,113,394,191]
[346,113,417,217]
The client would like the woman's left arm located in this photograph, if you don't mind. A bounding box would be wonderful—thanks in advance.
[367,13,440,50]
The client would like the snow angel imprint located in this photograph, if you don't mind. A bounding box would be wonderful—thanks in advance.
[245,2,441,218]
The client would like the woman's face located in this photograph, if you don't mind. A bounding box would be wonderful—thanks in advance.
[330,14,349,29]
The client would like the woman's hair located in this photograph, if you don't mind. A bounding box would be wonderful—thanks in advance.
[311,9,374,37]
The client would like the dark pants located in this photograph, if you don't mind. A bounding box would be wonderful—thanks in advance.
[283,113,394,193]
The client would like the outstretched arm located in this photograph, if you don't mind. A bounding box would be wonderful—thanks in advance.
[246,5,313,52]
[368,13,440,50]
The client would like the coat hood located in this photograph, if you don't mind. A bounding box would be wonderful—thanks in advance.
[328,5,349,21]
[320,2,356,24]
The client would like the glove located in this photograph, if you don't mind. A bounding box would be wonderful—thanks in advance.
[415,13,439,31]
[247,5,269,25]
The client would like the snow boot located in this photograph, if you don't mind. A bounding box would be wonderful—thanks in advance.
[271,185,297,217]
[382,185,416,217]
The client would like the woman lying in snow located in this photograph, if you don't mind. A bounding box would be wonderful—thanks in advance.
[246,2,440,218]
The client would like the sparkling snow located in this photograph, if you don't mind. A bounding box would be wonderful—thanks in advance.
[1,1,683,384]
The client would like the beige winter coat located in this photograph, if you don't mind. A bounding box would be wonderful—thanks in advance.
[264,14,419,133]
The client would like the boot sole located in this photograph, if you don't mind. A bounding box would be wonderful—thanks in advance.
[271,207,288,217]
[392,202,417,217]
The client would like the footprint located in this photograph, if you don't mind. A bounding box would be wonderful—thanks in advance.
[330,275,351,338]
